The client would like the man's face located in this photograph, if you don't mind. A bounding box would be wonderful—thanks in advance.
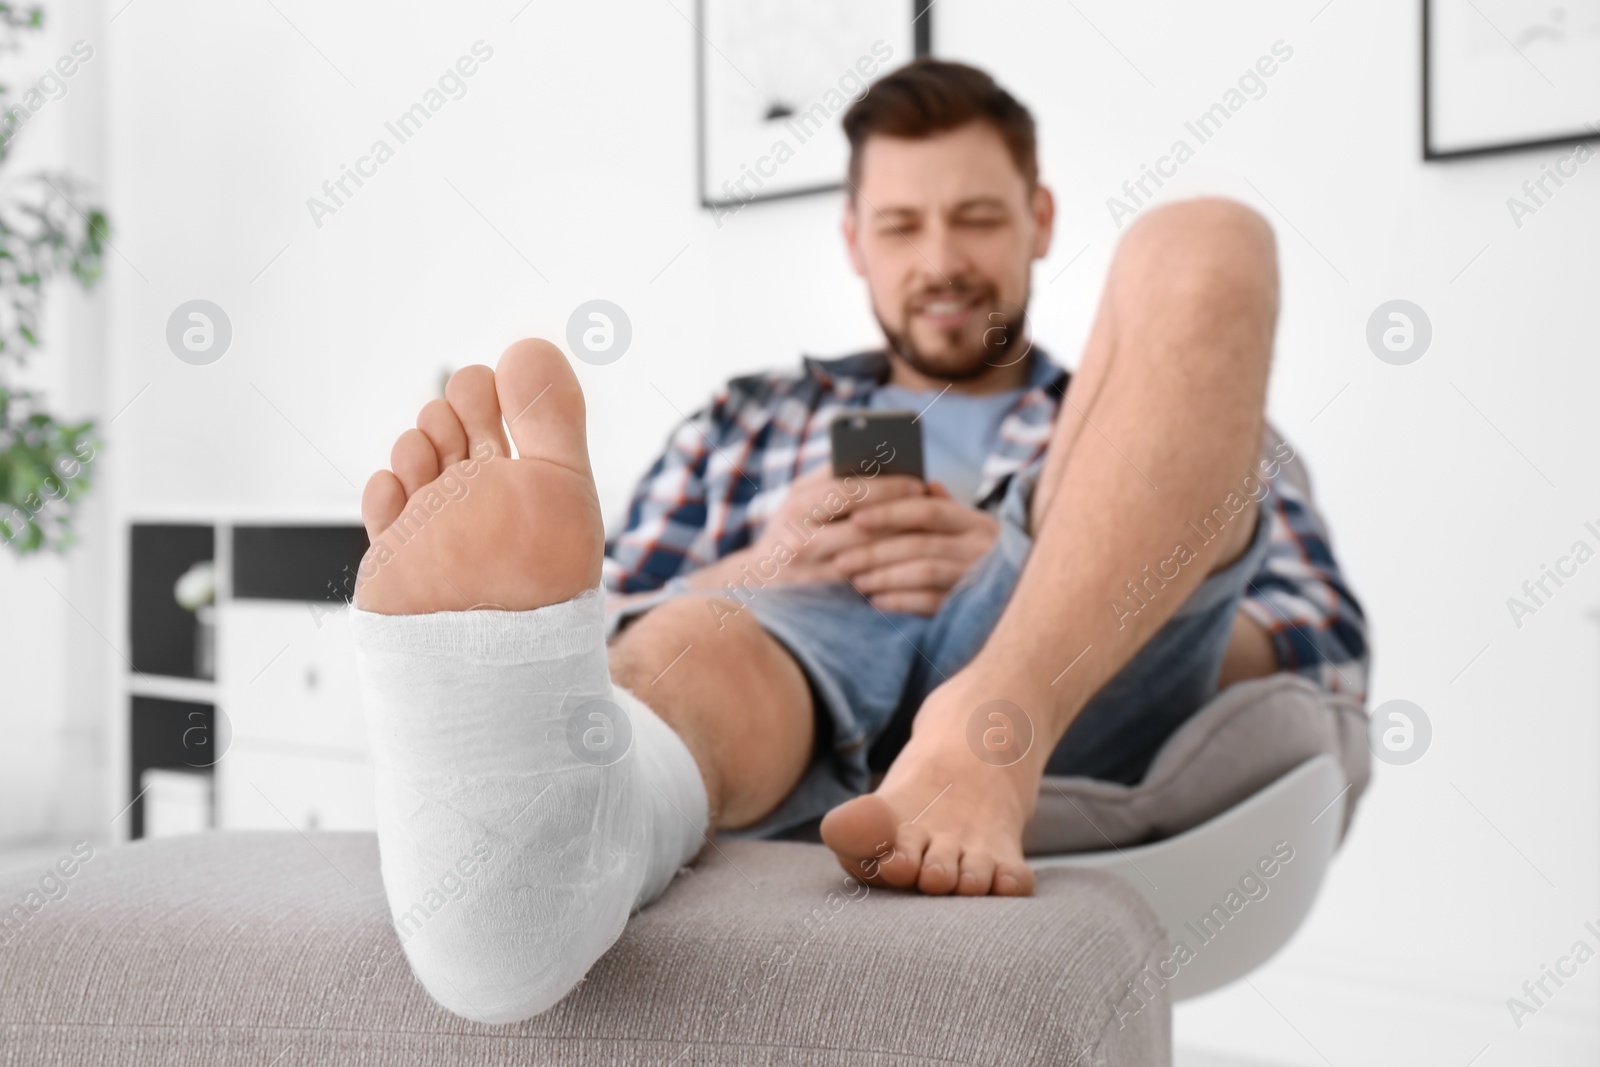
[843,120,1054,382]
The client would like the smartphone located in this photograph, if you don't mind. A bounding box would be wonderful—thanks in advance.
[829,409,925,481]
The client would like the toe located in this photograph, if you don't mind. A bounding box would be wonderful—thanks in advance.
[874,823,928,889]
[417,397,469,468]
[956,850,996,897]
[361,469,406,541]
[390,428,441,496]
[917,834,962,895]
[496,338,590,475]
[820,794,897,884]
[992,859,1036,897]
[445,365,510,459]
[820,794,924,889]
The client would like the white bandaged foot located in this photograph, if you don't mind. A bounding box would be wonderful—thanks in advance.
[350,589,708,1023]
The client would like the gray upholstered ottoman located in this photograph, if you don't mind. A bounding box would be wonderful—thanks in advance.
[0,830,1169,1065]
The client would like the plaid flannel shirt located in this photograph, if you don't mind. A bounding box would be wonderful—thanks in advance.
[604,348,1369,702]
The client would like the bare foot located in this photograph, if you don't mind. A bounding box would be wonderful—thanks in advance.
[820,669,1043,896]
[354,338,602,616]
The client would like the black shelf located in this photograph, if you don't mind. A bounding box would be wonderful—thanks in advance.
[128,695,217,840]
[128,524,213,680]
[232,524,367,602]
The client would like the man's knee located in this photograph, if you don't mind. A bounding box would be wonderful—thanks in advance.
[1115,196,1278,310]
[607,593,814,828]
[623,593,767,644]
[609,595,775,690]
[1123,196,1274,256]
[1204,494,1261,577]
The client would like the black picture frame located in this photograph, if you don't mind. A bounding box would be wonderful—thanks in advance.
[1423,0,1599,161]
[697,0,933,210]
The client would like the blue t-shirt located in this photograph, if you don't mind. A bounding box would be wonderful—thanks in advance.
[868,383,1026,505]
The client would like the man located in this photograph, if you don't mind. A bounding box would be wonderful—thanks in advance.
[350,60,1367,1023]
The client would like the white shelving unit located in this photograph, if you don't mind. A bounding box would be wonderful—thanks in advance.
[111,507,372,843]
[215,597,373,832]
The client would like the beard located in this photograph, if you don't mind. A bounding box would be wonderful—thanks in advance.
[876,281,1032,382]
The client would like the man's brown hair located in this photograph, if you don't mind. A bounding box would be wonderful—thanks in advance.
[841,59,1038,190]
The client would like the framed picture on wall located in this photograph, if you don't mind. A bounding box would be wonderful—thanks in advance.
[1425,0,1600,159]
[697,0,932,212]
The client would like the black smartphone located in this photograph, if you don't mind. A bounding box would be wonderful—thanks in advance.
[829,409,925,481]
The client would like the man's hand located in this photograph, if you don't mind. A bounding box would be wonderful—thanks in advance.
[832,482,1001,614]
[684,466,925,592]
[748,466,926,582]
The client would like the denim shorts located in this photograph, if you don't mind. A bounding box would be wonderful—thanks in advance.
[611,471,1273,841]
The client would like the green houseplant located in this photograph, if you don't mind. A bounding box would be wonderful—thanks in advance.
[0,2,107,554]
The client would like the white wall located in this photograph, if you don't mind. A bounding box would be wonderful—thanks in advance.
[4,0,1597,1062]
[0,2,110,845]
[100,0,888,522]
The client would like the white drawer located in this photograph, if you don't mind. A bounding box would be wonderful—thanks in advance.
[217,600,367,755]
[216,743,376,831]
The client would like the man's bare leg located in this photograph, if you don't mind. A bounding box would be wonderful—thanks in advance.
[820,198,1280,894]
[1036,201,1279,692]
[1216,610,1279,689]
[607,598,816,830]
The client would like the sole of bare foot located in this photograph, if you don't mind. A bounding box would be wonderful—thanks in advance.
[820,703,1039,897]
[354,338,603,615]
